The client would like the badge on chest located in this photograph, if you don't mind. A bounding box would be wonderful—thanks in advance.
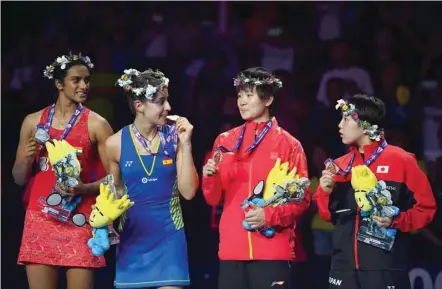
[141,177,158,184]
[162,157,173,166]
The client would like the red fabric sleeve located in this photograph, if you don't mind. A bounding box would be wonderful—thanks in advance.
[202,136,223,206]
[264,142,310,227]
[391,153,437,232]
[312,186,332,222]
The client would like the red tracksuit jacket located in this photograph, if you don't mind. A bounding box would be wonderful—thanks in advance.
[313,140,436,270]
[202,119,310,260]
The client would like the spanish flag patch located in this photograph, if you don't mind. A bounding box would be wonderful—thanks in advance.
[162,158,173,166]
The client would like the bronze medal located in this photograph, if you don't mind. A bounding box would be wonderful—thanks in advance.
[213,149,223,164]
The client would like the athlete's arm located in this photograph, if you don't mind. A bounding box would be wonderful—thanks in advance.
[175,117,199,200]
[80,112,114,195]
[104,131,125,198]
[176,140,199,200]
[264,142,311,227]
[12,113,40,186]
[391,153,437,232]
[90,112,114,172]
[202,135,223,206]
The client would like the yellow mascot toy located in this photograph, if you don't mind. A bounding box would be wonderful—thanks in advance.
[241,158,310,238]
[88,174,134,256]
[351,165,399,251]
[351,165,378,213]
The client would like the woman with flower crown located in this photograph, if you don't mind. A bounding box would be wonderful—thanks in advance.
[13,52,114,289]
[313,94,436,289]
[202,67,310,289]
[106,68,198,289]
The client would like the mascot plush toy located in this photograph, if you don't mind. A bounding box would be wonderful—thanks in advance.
[44,139,86,226]
[88,174,134,256]
[241,158,310,238]
[351,165,399,239]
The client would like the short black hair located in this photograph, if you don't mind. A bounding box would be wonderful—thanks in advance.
[348,94,386,128]
[235,67,280,100]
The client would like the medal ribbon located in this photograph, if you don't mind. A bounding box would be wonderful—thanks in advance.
[38,103,83,140]
[217,118,273,154]
[131,124,177,156]
[325,140,388,176]
[160,124,178,156]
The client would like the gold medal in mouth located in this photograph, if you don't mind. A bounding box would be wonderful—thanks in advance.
[166,115,180,122]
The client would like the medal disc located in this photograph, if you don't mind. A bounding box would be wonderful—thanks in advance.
[35,127,49,144]
[213,150,223,164]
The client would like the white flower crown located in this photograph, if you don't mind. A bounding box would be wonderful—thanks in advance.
[233,73,283,88]
[43,52,94,79]
[116,68,169,100]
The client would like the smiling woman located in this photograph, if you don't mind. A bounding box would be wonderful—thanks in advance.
[106,68,198,289]
[13,51,114,289]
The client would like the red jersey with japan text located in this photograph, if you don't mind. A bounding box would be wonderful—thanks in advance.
[313,139,436,270]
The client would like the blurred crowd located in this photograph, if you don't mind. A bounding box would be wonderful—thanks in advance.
[2,2,442,289]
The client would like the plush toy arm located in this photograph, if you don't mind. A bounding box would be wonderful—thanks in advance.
[87,227,110,257]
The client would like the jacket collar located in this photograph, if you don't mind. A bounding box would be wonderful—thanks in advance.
[244,116,278,130]
[349,137,385,156]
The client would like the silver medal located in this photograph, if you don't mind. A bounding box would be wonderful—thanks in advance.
[35,127,49,144]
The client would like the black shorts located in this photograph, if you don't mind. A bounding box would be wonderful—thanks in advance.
[328,269,411,289]
[218,260,291,289]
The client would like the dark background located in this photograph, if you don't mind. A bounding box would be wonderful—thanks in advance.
[2,2,442,289]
